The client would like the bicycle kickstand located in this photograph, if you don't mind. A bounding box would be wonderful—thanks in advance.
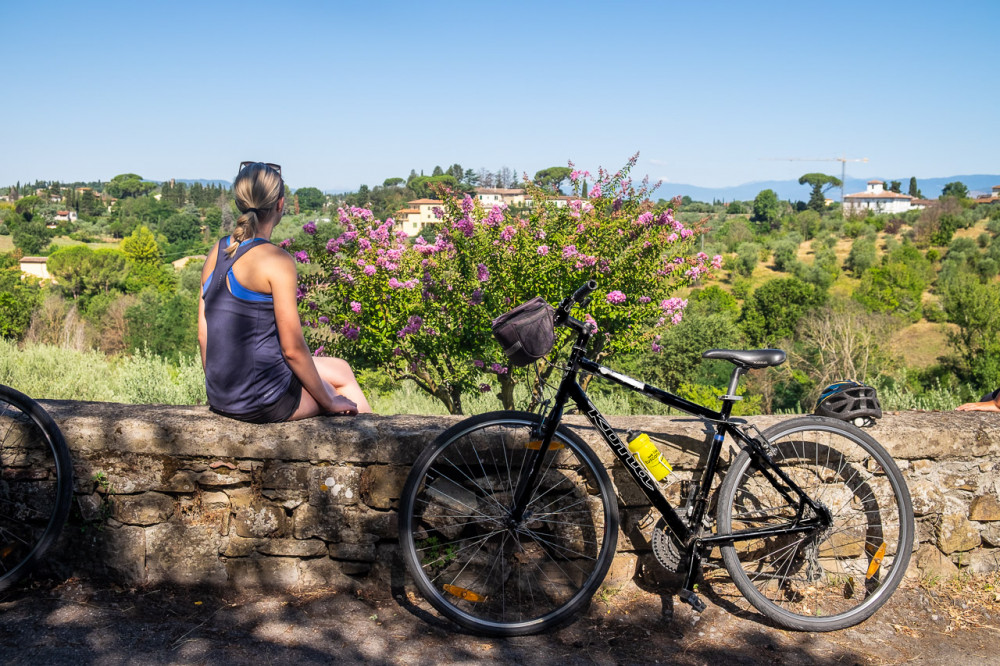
[679,547,707,614]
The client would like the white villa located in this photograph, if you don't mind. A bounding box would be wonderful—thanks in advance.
[19,257,50,280]
[843,180,917,216]
[399,198,443,237]
[399,190,579,237]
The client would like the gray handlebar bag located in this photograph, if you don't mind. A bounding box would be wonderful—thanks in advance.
[491,297,556,367]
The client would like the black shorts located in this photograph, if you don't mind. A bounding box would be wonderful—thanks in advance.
[210,374,303,424]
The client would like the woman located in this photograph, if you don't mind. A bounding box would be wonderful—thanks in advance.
[957,389,1000,412]
[198,161,370,422]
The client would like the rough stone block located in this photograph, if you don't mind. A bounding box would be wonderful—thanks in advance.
[941,471,978,493]
[969,494,1000,521]
[101,525,146,585]
[197,468,249,487]
[146,523,227,587]
[914,543,959,580]
[957,549,1000,574]
[262,463,311,491]
[340,506,396,542]
[982,523,1000,548]
[220,536,260,558]
[328,542,377,562]
[937,513,981,554]
[292,502,342,541]
[360,465,408,510]
[298,557,355,590]
[604,552,637,588]
[337,560,372,575]
[111,492,176,526]
[76,493,104,522]
[226,556,299,590]
[201,491,230,510]
[310,466,361,507]
[233,501,287,538]
[257,539,328,557]
[156,470,197,493]
[909,480,945,517]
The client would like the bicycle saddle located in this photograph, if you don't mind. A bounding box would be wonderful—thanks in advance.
[702,349,786,368]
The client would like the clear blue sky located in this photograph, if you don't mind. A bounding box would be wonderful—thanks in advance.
[2,0,997,192]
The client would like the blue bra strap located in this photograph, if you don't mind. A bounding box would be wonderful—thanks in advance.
[201,237,273,302]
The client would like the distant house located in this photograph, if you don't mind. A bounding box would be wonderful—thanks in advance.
[19,256,51,280]
[54,210,78,222]
[475,187,527,207]
[843,180,914,216]
[399,198,443,237]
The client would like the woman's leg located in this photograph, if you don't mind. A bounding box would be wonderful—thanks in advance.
[289,357,371,420]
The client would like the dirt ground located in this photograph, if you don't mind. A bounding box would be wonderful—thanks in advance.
[2,572,999,665]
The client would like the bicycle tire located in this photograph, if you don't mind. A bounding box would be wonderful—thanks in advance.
[398,411,619,636]
[0,384,74,593]
[716,416,913,631]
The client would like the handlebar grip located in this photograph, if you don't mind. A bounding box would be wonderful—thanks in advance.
[571,280,598,304]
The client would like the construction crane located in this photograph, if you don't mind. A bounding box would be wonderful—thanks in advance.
[762,155,869,202]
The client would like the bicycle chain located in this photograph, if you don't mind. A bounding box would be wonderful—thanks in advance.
[651,518,685,573]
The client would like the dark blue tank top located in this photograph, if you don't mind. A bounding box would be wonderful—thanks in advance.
[202,237,293,415]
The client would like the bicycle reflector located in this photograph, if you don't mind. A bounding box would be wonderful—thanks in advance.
[526,440,564,450]
[443,584,486,603]
[866,542,887,580]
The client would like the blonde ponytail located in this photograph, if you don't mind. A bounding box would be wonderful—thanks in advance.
[228,163,283,257]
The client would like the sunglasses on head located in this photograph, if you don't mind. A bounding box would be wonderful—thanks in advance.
[239,161,282,176]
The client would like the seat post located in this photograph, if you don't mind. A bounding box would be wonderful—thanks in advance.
[718,365,747,418]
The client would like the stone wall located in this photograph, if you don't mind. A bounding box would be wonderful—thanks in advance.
[35,402,1000,591]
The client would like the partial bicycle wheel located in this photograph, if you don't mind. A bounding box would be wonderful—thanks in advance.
[716,416,913,631]
[399,411,619,636]
[0,385,73,593]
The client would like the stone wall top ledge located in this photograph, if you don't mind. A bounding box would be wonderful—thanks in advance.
[38,400,1000,463]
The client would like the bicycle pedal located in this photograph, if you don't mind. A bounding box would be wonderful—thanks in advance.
[679,589,706,613]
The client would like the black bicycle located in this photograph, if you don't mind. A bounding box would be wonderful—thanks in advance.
[398,281,914,636]
[0,384,73,592]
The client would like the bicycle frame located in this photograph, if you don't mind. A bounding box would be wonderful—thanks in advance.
[509,317,832,599]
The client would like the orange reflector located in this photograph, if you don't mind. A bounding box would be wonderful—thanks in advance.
[1,545,12,559]
[866,542,887,580]
[443,584,485,603]
[526,440,564,450]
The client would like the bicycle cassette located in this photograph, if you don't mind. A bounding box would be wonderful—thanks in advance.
[651,518,684,573]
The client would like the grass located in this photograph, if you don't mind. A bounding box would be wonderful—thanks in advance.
[890,321,956,369]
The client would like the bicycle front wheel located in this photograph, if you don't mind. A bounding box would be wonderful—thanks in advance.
[0,385,73,593]
[398,411,619,636]
[717,416,913,631]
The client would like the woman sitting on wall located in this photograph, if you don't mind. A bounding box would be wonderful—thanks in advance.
[198,161,370,422]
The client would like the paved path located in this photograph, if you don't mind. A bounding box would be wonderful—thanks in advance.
[3,576,999,665]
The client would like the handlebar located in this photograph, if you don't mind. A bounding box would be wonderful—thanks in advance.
[554,280,598,329]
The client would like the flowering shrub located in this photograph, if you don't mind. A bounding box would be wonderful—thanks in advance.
[290,155,720,413]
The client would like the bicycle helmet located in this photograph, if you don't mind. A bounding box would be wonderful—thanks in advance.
[814,380,882,427]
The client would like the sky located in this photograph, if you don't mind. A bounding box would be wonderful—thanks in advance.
[2,0,998,193]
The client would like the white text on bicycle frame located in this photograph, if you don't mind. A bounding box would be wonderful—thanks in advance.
[585,407,657,492]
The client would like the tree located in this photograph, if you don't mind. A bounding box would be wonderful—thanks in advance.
[844,237,877,277]
[121,225,163,265]
[533,167,573,194]
[798,173,842,212]
[941,273,1000,389]
[751,189,781,231]
[431,165,444,176]
[291,155,718,413]
[908,177,922,198]
[160,212,201,245]
[383,177,404,188]
[295,187,325,211]
[11,215,50,254]
[739,277,825,346]
[887,181,902,194]
[0,266,42,340]
[47,245,94,298]
[106,173,156,199]
[941,181,969,200]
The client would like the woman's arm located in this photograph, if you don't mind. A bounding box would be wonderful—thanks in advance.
[197,242,219,370]
[957,398,1000,411]
[266,249,345,412]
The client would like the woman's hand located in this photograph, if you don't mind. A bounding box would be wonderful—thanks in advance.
[957,400,1000,411]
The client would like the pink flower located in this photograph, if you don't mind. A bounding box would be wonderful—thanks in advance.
[639,296,651,304]
[294,250,310,264]
[490,363,508,375]
[350,301,362,313]
[562,245,578,259]
[667,233,679,243]
[279,238,293,249]
[537,245,549,255]
[589,182,603,199]
[358,238,372,250]
[341,323,360,340]
[477,264,490,282]
[479,383,492,393]
[397,315,423,338]
[712,254,724,269]
[500,225,516,242]
[312,346,325,356]
[606,290,626,305]
[302,221,317,235]
[473,359,485,368]
[363,265,376,276]
[681,228,694,238]
[318,316,329,324]
[461,196,474,214]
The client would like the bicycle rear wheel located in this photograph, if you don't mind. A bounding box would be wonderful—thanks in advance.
[716,416,913,631]
[398,411,619,636]
[0,385,73,592]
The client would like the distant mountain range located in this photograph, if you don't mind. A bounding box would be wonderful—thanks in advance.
[656,175,1000,203]
[161,175,1000,203]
